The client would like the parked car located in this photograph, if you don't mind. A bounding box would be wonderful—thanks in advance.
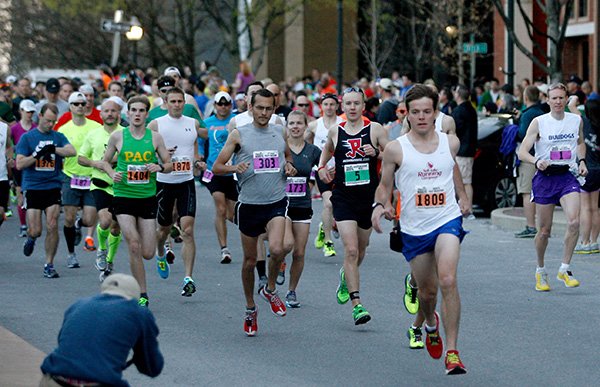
[472,114,519,215]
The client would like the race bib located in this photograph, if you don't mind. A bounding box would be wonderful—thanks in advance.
[70,175,91,190]
[550,146,572,161]
[286,177,307,197]
[415,186,447,208]
[34,157,55,171]
[202,169,214,183]
[127,165,150,184]
[344,163,370,186]
[253,150,280,173]
[172,156,192,175]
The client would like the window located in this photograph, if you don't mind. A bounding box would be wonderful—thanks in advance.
[578,0,588,18]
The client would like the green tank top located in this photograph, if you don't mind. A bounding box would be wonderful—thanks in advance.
[113,128,158,198]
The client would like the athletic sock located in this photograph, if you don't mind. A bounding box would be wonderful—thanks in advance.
[97,224,110,251]
[256,260,266,278]
[107,232,122,264]
[63,225,76,253]
[559,263,570,273]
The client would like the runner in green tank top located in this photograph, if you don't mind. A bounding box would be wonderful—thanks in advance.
[101,96,173,307]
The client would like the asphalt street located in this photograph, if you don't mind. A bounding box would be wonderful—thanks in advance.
[1,184,600,386]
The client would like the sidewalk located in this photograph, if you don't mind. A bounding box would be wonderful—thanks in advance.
[0,325,45,386]
[491,206,567,236]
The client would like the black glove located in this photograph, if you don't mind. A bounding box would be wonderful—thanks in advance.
[31,143,45,159]
[35,144,56,160]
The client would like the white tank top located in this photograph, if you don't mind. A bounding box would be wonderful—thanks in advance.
[534,112,580,167]
[435,112,445,133]
[156,115,197,183]
[0,122,7,181]
[314,116,343,150]
[234,111,280,127]
[396,132,461,235]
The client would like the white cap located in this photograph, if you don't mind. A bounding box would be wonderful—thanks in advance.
[19,99,36,112]
[164,66,181,77]
[235,92,246,101]
[379,78,394,91]
[101,273,141,300]
[6,75,16,84]
[106,96,125,108]
[214,91,232,103]
[79,84,94,94]
[68,92,86,104]
[537,84,549,96]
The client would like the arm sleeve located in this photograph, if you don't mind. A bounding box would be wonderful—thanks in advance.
[132,311,164,377]
[15,135,29,156]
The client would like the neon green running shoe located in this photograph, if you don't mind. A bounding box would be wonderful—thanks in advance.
[336,267,349,304]
[138,296,149,307]
[407,326,425,349]
[323,240,336,257]
[403,273,419,315]
[352,304,371,325]
[314,222,325,249]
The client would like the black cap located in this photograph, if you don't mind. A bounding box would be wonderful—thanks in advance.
[321,93,339,103]
[46,78,60,93]
[157,76,176,89]
[568,75,583,85]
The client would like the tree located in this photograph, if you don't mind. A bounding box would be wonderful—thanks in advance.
[492,0,575,82]
[357,0,398,80]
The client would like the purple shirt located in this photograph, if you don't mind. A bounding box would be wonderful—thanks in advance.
[236,72,255,93]
[11,121,37,145]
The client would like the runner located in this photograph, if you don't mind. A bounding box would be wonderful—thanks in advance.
[307,93,342,257]
[58,92,99,269]
[372,84,469,375]
[0,119,12,227]
[517,82,587,291]
[101,96,173,307]
[213,88,296,336]
[317,87,388,325]
[202,91,238,264]
[279,110,321,307]
[16,103,76,278]
[148,87,205,296]
[77,99,123,282]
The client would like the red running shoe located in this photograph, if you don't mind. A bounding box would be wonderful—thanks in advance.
[244,308,258,337]
[83,236,96,252]
[259,287,287,317]
[445,350,467,375]
[425,311,444,359]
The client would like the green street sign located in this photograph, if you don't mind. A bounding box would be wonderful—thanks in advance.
[463,42,488,54]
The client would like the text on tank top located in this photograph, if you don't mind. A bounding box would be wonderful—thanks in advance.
[156,115,197,183]
[114,128,157,198]
[534,112,580,166]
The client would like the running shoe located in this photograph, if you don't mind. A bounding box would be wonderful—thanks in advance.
[285,290,301,308]
[276,261,286,285]
[445,350,467,375]
[67,253,80,268]
[336,267,349,304]
[332,222,339,239]
[407,326,425,349]
[74,217,82,246]
[170,224,181,239]
[403,273,419,315]
[220,248,232,264]
[557,270,580,287]
[181,277,196,297]
[23,237,35,256]
[591,243,600,254]
[352,304,371,325]
[164,242,175,264]
[99,263,113,282]
[574,243,592,254]
[535,271,550,291]
[514,226,537,238]
[95,249,108,271]
[323,241,336,257]
[156,255,169,279]
[43,264,59,279]
[5,209,12,217]
[425,311,444,359]
[19,225,27,238]
[259,287,286,316]
[83,236,96,252]
[244,308,258,336]
[138,296,149,307]
[257,276,268,294]
[314,222,325,249]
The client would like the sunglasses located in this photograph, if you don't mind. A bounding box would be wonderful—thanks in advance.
[216,102,231,106]
[397,109,407,114]
[71,102,86,107]
[297,103,310,108]
[159,88,172,94]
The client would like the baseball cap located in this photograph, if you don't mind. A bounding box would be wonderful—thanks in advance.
[164,66,181,77]
[214,91,232,103]
[157,76,176,89]
[568,75,583,85]
[79,84,94,94]
[321,93,339,103]
[101,273,141,300]
[379,78,394,91]
[235,92,246,101]
[106,96,125,108]
[6,75,16,84]
[19,99,36,112]
[537,84,549,96]
[68,92,86,104]
[46,78,60,93]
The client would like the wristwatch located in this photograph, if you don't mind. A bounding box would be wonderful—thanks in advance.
[372,202,384,209]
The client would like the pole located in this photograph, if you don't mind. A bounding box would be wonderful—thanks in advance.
[110,10,124,68]
[337,0,343,94]
[457,2,464,85]
[470,33,475,90]
[507,0,515,86]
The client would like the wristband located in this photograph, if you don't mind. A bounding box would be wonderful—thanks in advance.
[534,159,540,169]
[374,148,380,157]
[159,164,165,172]
[579,159,586,165]
[194,160,202,168]
[372,202,384,209]
[317,165,326,172]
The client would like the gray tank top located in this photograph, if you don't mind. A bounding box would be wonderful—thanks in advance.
[236,123,287,204]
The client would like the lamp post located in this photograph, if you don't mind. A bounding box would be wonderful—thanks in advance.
[126,16,143,66]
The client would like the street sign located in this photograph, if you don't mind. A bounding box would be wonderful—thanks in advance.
[462,42,488,54]
[100,19,131,33]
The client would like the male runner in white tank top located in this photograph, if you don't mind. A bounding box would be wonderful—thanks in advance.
[148,87,206,297]
[307,93,342,257]
[372,85,469,375]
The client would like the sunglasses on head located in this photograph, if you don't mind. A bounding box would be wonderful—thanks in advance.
[71,102,86,107]
[343,87,364,95]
